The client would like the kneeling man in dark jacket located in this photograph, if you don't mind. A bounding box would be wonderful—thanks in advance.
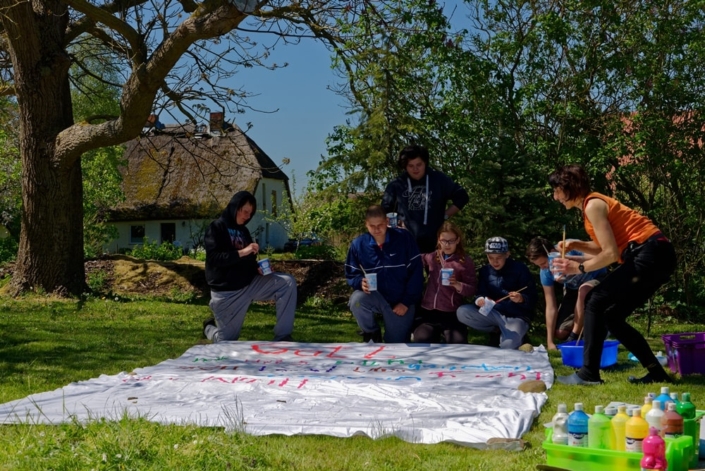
[203,191,296,342]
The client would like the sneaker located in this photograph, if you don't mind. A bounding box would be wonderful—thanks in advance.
[487,331,500,347]
[277,334,294,342]
[362,331,383,343]
[202,317,216,339]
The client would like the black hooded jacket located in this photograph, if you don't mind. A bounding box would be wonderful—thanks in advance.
[205,191,259,291]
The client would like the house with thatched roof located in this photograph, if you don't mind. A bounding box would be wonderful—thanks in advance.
[104,113,292,253]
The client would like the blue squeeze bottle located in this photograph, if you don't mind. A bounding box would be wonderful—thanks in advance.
[568,403,589,447]
[655,387,672,410]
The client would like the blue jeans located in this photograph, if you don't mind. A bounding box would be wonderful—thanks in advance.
[456,304,529,349]
[348,290,415,343]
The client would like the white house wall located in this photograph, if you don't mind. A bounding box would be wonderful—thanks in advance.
[104,177,290,253]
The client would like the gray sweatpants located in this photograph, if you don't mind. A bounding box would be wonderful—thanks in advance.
[206,273,297,342]
[456,304,528,349]
[348,290,415,343]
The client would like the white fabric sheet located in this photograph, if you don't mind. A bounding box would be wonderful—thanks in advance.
[0,342,553,446]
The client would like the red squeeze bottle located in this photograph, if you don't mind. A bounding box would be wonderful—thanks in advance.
[661,402,684,439]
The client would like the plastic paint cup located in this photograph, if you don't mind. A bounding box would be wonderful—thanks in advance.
[258,258,272,276]
[547,252,563,281]
[387,212,398,228]
[479,297,495,315]
[365,273,378,291]
[440,268,454,286]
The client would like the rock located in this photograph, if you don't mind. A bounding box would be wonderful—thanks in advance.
[517,380,547,394]
[485,437,528,451]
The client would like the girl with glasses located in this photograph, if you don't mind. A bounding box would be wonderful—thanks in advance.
[412,222,477,343]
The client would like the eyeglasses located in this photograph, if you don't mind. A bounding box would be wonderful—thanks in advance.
[439,239,458,246]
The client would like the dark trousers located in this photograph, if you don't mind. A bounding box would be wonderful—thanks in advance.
[579,237,676,381]
[413,308,468,344]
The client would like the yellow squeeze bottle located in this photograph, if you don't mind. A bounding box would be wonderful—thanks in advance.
[625,408,649,453]
[611,405,630,451]
[641,395,653,418]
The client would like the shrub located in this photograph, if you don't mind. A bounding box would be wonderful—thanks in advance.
[86,269,109,293]
[294,244,338,261]
[0,236,18,264]
[129,238,183,261]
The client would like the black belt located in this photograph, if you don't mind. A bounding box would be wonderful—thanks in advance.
[623,232,670,259]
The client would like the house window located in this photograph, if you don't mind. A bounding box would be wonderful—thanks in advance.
[130,225,145,244]
[271,190,277,217]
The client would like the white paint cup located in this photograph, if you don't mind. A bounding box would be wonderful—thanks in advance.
[365,273,378,291]
[258,258,272,276]
[387,212,398,228]
[440,268,454,286]
[479,297,495,315]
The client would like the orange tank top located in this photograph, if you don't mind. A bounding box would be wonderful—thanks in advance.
[582,192,660,264]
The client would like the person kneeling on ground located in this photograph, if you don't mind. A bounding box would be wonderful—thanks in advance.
[203,191,297,342]
[346,205,423,343]
[526,236,607,351]
[457,237,537,349]
[412,222,477,344]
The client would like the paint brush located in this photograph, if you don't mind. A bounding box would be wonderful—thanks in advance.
[495,286,528,303]
[561,225,566,258]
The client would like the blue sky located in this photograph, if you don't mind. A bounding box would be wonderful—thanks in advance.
[231,38,352,195]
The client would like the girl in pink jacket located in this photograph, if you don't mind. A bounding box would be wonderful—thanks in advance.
[413,222,477,343]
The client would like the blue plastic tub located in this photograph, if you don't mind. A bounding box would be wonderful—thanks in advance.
[557,340,620,368]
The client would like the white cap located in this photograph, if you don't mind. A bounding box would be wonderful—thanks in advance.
[632,408,641,417]
[661,386,670,394]
[644,396,653,404]
[618,405,627,413]
[574,403,584,411]
[652,400,661,409]
[557,403,567,413]
[667,402,677,411]
[595,405,604,414]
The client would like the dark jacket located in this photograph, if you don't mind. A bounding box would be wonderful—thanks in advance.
[205,191,259,291]
[345,228,424,308]
[476,258,537,323]
[381,168,469,252]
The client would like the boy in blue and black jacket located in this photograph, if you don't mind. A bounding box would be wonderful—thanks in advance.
[345,205,423,343]
[457,237,537,349]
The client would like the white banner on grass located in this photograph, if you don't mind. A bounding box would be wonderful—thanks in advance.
[0,342,553,447]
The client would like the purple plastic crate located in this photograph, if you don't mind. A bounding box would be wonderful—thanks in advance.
[662,332,705,375]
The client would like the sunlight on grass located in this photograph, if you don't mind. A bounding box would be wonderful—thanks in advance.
[1,296,705,469]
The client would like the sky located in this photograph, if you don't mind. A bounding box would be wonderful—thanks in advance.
[227,38,353,196]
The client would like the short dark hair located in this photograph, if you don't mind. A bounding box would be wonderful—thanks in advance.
[365,205,387,220]
[548,164,592,201]
[398,144,429,170]
[526,236,552,261]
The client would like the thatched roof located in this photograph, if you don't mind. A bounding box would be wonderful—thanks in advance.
[109,122,289,221]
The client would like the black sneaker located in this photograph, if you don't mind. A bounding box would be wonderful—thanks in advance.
[487,331,500,347]
[277,334,294,342]
[362,331,383,343]
[202,317,216,339]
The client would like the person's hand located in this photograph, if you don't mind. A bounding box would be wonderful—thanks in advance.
[392,303,408,316]
[552,257,579,275]
[508,291,524,303]
[450,275,462,292]
[547,342,558,351]
[248,242,260,256]
[361,277,371,294]
[257,267,263,275]
[475,297,486,307]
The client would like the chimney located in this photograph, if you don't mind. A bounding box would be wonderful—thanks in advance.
[209,112,224,135]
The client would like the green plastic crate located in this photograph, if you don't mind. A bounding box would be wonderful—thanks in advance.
[543,427,693,471]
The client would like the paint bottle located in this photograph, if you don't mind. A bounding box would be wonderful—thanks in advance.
[625,408,649,452]
[588,405,611,449]
[655,387,672,410]
[641,396,654,418]
[677,392,696,420]
[611,405,630,451]
[669,392,681,408]
[661,402,683,439]
[645,400,665,433]
[552,403,569,445]
[567,403,589,447]
[641,426,667,471]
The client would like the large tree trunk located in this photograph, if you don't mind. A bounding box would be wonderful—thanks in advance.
[3,0,86,295]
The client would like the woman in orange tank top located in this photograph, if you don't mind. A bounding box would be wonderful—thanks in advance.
[548,165,676,386]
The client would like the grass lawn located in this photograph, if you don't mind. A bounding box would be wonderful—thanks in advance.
[1,294,704,470]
